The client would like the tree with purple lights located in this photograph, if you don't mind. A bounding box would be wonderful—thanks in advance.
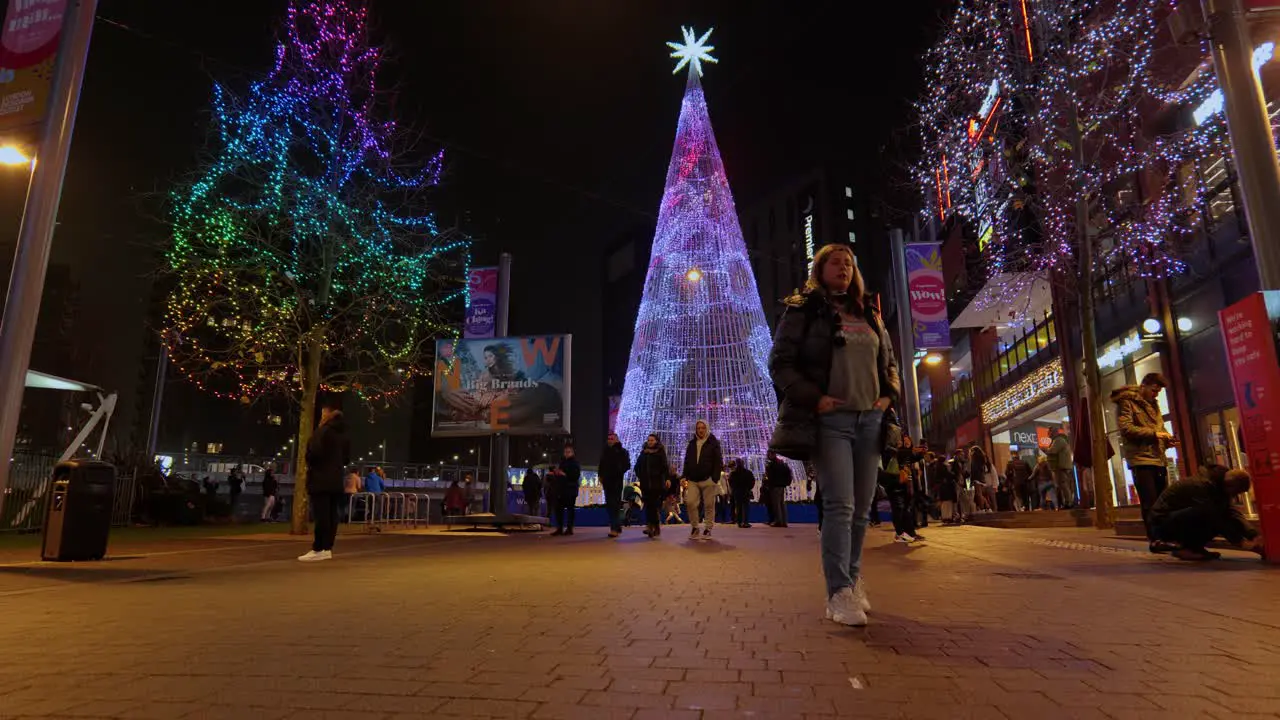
[613,27,781,477]
[161,0,468,533]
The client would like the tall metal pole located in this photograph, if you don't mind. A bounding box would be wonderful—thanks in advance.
[145,342,168,458]
[1204,0,1280,290]
[890,229,922,441]
[0,0,99,518]
[488,252,513,516]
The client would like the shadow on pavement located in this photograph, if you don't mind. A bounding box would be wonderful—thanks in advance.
[0,565,181,584]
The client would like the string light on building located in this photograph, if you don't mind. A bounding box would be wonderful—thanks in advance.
[614,27,781,475]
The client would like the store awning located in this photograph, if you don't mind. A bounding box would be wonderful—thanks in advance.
[951,272,1053,329]
[24,369,100,393]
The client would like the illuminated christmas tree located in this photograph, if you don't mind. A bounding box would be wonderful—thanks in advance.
[614,28,779,474]
[162,0,468,532]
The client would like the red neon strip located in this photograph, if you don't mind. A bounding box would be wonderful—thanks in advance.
[1021,0,1034,62]
[942,155,952,209]
[936,168,945,220]
[971,96,1003,146]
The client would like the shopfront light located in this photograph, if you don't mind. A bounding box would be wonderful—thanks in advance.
[1142,318,1162,334]
[924,353,944,366]
[1176,317,1193,333]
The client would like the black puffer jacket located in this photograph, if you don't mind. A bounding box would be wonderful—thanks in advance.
[682,433,724,484]
[304,413,350,494]
[769,291,900,424]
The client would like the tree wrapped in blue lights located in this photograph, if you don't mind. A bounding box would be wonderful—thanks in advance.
[162,0,468,532]
[614,28,779,475]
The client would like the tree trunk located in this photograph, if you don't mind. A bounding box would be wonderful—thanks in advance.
[290,336,324,535]
[1066,100,1116,529]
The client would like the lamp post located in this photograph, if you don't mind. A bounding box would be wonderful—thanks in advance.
[0,0,100,515]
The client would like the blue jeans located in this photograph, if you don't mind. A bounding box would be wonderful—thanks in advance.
[816,409,883,598]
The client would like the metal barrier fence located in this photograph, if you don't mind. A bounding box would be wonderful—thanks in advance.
[1,452,139,534]
[345,491,430,532]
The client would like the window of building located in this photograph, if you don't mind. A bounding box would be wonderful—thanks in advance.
[206,443,223,454]
[844,186,852,198]
[848,231,856,242]
[846,208,854,220]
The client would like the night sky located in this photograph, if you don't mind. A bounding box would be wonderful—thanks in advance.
[3,0,947,463]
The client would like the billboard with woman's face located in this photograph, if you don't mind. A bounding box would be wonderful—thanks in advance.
[431,335,571,437]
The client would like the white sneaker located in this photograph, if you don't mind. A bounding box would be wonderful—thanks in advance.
[825,587,868,626]
[894,533,912,543]
[298,550,332,562]
[853,576,872,613]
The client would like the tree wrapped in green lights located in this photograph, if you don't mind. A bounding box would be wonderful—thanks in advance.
[162,0,468,533]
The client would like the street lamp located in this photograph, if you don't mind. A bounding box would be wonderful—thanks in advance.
[0,145,31,166]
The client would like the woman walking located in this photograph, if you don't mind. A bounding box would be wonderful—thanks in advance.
[634,434,670,538]
[769,243,899,626]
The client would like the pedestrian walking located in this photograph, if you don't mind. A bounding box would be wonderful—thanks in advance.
[634,434,670,538]
[890,436,923,542]
[931,453,958,522]
[768,243,899,627]
[1005,454,1032,512]
[681,419,723,539]
[1112,373,1179,553]
[1042,427,1076,509]
[763,451,792,527]
[549,446,581,536]
[716,471,734,525]
[260,467,279,522]
[1033,456,1055,508]
[728,458,756,528]
[969,442,993,512]
[299,397,350,563]
[598,432,631,538]
[228,467,244,517]
[521,465,543,516]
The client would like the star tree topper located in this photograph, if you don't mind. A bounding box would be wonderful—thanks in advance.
[668,26,718,76]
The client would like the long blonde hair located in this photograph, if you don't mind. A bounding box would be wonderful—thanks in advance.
[805,244,865,312]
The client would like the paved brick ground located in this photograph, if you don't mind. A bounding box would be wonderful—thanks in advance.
[2,522,1280,719]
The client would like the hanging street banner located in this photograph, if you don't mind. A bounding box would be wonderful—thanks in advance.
[0,0,67,134]
[432,334,571,437]
[905,242,951,349]
[607,395,621,433]
[463,266,498,338]
[1219,291,1280,561]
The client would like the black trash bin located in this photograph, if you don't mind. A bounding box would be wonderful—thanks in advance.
[42,460,115,561]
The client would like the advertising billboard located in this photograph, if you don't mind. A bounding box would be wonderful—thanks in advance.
[0,0,66,134]
[905,242,951,349]
[464,267,499,339]
[432,335,571,437]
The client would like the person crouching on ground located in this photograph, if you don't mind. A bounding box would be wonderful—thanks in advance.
[300,397,350,563]
[769,242,900,627]
[634,434,670,538]
[1150,464,1264,561]
[682,419,723,539]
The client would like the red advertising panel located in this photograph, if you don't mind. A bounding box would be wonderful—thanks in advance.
[1219,292,1280,560]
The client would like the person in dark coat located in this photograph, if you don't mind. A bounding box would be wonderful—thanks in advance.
[727,459,757,528]
[682,419,724,539]
[634,434,670,538]
[1150,464,1264,561]
[598,432,632,538]
[227,467,244,517]
[548,446,582,536]
[300,398,350,562]
[521,466,543,516]
[1005,455,1033,512]
[931,454,958,522]
[260,467,279,522]
[763,451,793,527]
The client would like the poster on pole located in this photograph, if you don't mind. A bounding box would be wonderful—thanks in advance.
[464,267,498,339]
[905,242,951,349]
[432,334,571,437]
[0,0,67,134]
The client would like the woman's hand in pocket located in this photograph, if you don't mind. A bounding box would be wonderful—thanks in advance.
[817,396,845,414]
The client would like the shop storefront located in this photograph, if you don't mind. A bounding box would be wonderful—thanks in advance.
[981,359,1073,498]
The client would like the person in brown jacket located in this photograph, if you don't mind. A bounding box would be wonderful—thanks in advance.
[1111,373,1177,553]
